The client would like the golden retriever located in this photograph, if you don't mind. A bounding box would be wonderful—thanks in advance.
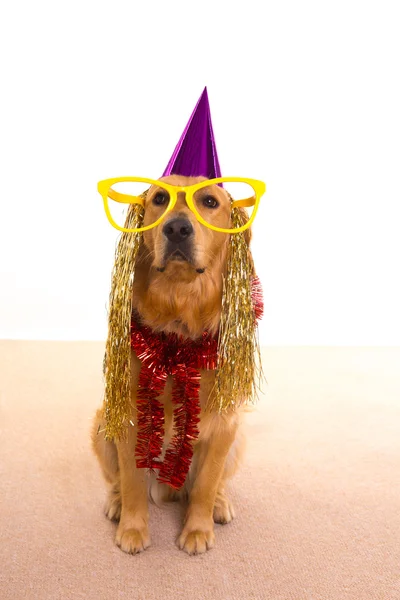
[92,175,251,555]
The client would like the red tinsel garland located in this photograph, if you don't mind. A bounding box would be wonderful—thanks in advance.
[251,274,264,321]
[131,275,263,489]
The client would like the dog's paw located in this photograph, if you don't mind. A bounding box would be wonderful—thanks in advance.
[115,526,150,555]
[213,495,235,524]
[104,492,121,522]
[178,523,215,555]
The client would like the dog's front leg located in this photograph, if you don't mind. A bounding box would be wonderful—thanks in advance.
[115,427,150,554]
[178,414,238,555]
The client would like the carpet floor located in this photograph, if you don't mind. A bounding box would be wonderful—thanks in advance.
[0,341,399,600]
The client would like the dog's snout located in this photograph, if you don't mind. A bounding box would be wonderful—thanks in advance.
[163,218,194,243]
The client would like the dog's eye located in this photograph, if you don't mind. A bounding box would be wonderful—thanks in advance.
[202,196,219,209]
[153,192,168,206]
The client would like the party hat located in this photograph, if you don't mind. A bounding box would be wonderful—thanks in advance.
[163,87,221,179]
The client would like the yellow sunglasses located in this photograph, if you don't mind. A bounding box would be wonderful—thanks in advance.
[97,177,266,234]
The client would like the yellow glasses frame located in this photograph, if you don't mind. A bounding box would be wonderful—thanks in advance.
[97,177,266,234]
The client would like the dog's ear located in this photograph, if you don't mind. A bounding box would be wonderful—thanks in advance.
[234,207,251,245]
[239,208,252,247]
[235,207,255,274]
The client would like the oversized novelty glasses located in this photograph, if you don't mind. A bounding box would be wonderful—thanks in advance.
[97,177,266,234]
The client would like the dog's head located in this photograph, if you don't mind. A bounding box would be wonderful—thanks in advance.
[133,175,251,337]
[142,175,233,279]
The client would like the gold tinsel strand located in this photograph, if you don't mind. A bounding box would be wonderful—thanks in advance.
[208,208,263,412]
[103,203,144,441]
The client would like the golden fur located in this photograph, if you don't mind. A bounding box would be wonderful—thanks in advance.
[92,175,250,555]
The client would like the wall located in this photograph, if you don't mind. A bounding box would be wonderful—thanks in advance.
[1,1,399,344]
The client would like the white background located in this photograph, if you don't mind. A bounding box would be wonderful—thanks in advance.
[0,1,399,344]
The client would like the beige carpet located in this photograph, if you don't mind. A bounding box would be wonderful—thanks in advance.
[0,342,399,600]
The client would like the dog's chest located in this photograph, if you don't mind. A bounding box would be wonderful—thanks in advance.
[159,370,217,451]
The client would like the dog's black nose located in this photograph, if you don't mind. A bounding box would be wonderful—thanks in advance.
[162,218,194,243]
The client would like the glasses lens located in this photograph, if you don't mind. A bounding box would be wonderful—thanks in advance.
[142,183,172,228]
[193,180,257,230]
[106,180,172,230]
[223,181,257,228]
[105,180,150,230]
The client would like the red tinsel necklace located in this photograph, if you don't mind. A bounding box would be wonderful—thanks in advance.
[131,317,218,489]
[131,277,263,490]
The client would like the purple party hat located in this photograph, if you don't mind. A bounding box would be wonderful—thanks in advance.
[163,87,221,179]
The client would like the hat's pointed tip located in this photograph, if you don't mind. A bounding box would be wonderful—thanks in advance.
[201,86,209,103]
[163,87,221,179]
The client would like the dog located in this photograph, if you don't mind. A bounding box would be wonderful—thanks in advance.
[92,175,252,555]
